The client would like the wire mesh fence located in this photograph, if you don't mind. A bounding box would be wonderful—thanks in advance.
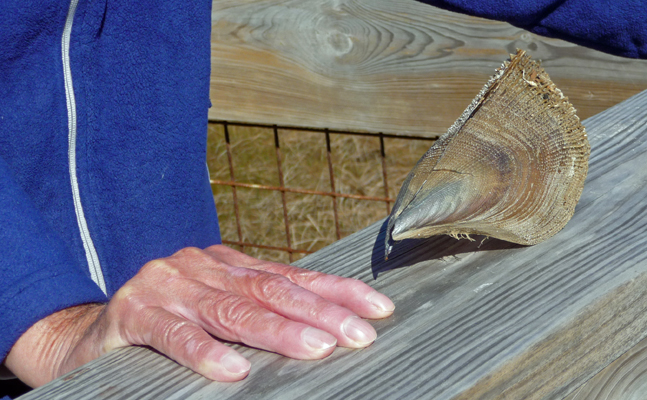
[207,120,438,264]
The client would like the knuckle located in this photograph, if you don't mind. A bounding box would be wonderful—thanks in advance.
[172,246,227,272]
[113,285,141,307]
[140,258,177,277]
[106,287,150,338]
[174,246,204,259]
[286,267,325,284]
[251,273,294,300]
[289,269,333,291]
[205,243,227,255]
[161,319,191,342]
[306,295,334,320]
[207,293,259,331]
[157,318,201,353]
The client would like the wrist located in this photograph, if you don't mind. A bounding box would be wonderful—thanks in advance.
[4,303,105,388]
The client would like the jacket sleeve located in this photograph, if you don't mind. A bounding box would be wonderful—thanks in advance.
[417,0,647,59]
[0,156,108,361]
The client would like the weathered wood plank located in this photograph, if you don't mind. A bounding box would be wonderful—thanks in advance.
[20,90,647,399]
[209,0,647,136]
[564,337,647,400]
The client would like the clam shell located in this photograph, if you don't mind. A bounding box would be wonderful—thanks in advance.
[385,49,590,258]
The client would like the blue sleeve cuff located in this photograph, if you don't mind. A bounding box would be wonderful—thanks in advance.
[0,156,108,360]
[0,268,107,361]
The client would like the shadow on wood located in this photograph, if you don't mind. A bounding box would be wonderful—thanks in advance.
[371,218,524,278]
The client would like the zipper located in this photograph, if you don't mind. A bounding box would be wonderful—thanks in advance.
[62,0,107,295]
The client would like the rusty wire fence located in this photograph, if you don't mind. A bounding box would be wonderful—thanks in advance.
[207,120,438,264]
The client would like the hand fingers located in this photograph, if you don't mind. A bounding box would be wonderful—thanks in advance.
[78,244,395,386]
[255,264,394,319]
[186,266,377,348]
[165,280,338,359]
[164,248,380,347]
[203,245,395,319]
[129,307,251,382]
[182,269,376,348]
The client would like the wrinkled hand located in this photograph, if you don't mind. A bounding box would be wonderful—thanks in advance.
[5,245,394,387]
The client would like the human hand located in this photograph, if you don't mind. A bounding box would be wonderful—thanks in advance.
[4,245,394,387]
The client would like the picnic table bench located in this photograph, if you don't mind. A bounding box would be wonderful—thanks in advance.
[19,88,647,399]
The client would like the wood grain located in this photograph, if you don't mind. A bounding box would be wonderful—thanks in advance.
[209,0,647,136]
[20,90,647,399]
[564,338,647,400]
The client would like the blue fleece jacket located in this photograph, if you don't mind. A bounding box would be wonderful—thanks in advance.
[419,0,647,58]
[0,0,220,365]
[0,0,645,392]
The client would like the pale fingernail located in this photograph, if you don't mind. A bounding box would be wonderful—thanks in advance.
[342,316,377,346]
[302,327,337,351]
[221,353,251,375]
[366,291,395,313]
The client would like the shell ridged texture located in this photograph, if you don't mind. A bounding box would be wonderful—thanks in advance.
[386,49,590,253]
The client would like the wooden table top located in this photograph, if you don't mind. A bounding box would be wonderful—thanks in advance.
[21,89,647,399]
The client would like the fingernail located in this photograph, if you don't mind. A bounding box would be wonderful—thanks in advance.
[302,327,337,351]
[342,316,377,347]
[221,353,251,375]
[366,291,395,313]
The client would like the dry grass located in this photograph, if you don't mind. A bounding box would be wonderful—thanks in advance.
[206,123,435,264]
